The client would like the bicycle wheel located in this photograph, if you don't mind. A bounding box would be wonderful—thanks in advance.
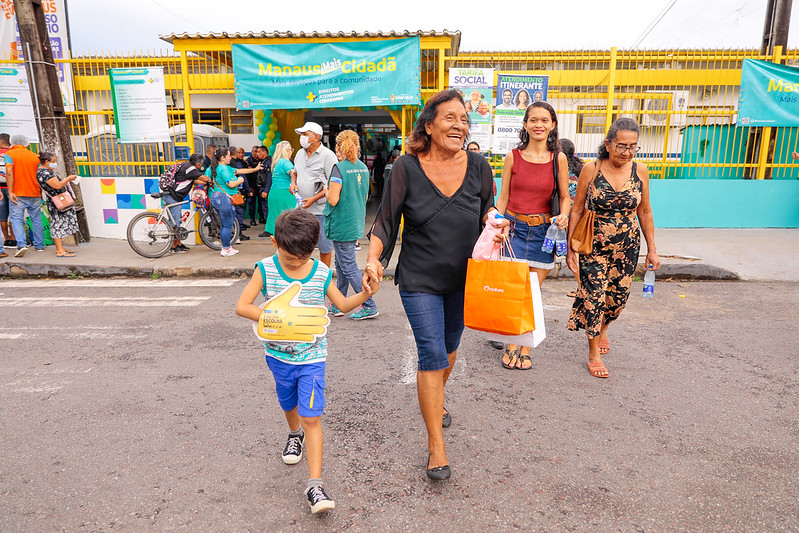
[127,211,174,258]
[198,208,241,251]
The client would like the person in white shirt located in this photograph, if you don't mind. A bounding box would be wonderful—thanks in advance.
[290,122,338,267]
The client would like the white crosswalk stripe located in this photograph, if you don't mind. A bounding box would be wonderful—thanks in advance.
[0,297,209,307]
[0,325,151,340]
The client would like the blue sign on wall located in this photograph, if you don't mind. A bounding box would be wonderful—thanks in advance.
[739,59,799,127]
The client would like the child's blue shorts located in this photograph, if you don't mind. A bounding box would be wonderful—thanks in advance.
[265,357,326,418]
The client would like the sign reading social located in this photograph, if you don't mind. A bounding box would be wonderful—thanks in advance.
[738,59,799,127]
[232,37,421,110]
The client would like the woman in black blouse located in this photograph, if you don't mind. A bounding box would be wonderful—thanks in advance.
[365,89,506,480]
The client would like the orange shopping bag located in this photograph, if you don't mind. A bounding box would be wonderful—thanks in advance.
[463,258,535,335]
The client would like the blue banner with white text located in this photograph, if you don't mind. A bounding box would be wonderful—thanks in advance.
[232,38,421,110]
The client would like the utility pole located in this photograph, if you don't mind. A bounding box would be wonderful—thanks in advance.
[13,0,90,242]
[747,0,793,179]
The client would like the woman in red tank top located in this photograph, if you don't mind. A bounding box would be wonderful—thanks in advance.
[495,102,571,370]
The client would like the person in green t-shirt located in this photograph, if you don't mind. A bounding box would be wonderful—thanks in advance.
[204,147,243,256]
[323,130,378,320]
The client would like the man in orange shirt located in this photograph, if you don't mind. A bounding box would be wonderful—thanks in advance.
[6,134,44,257]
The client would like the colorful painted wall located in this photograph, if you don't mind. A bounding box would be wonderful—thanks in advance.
[80,176,171,239]
[79,176,799,239]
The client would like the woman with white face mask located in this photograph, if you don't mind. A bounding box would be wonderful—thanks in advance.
[36,152,80,257]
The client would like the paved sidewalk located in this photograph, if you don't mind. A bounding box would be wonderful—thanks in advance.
[1,228,797,281]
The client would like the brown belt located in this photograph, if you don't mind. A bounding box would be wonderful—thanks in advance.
[506,210,552,226]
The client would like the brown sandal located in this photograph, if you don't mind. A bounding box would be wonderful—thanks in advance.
[598,337,610,355]
[587,360,609,378]
[502,348,519,369]
[515,353,532,370]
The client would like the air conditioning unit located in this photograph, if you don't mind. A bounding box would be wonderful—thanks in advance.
[642,90,688,127]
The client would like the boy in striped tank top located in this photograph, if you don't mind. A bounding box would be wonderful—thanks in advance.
[236,209,379,515]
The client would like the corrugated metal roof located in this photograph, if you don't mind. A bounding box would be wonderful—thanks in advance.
[160,29,460,47]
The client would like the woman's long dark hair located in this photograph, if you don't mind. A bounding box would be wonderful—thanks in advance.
[209,147,228,179]
[407,89,466,155]
[598,117,640,160]
[517,101,560,153]
[559,138,583,176]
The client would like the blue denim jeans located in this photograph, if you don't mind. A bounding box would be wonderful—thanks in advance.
[10,196,44,250]
[399,290,465,372]
[162,194,183,228]
[333,240,376,311]
[210,191,234,248]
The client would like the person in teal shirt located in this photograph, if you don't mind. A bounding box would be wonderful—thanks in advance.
[204,147,243,256]
[323,130,378,320]
[265,141,298,236]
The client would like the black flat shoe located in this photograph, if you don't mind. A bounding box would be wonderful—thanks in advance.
[442,408,451,428]
[426,455,451,480]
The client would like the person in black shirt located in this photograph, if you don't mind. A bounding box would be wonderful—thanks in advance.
[370,150,386,200]
[201,144,216,172]
[365,90,506,481]
[164,153,207,253]
[256,146,273,234]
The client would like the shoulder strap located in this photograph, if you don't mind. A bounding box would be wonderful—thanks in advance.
[551,148,560,187]
[587,160,601,211]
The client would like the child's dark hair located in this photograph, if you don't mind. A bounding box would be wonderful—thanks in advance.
[517,101,560,153]
[274,210,319,257]
[559,138,584,176]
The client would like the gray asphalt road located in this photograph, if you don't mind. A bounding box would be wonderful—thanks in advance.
[1,278,797,532]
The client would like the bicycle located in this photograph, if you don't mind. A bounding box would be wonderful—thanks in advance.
[126,191,241,258]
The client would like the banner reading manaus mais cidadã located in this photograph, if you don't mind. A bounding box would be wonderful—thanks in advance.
[232,38,421,110]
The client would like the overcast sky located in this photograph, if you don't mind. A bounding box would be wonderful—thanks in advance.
[66,0,798,53]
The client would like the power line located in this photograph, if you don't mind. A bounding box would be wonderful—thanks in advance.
[631,0,680,49]
[144,0,212,34]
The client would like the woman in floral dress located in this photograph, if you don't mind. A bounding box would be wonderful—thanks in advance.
[37,152,80,257]
[566,118,660,378]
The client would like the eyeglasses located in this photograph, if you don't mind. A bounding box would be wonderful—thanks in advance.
[611,142,640,154]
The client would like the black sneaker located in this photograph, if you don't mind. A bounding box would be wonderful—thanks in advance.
[239,234,251,241]
[4,239,16,248]
[259,231,272,238]
[250,220,258,226]
[282,432,304,465]
[304,484,335,515]
[172,244,189,253]
[241,223,250,230]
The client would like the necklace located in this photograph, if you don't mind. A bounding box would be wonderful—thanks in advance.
[523,150,549,161]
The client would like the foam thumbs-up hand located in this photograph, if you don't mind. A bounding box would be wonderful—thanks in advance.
[252,282,331,343]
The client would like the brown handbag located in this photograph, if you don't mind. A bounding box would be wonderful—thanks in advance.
[230,192,245,206]
[570,161,600,255]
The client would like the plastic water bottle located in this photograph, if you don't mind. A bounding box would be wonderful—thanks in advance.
[542,222,558,254]
[555,226,568,256]
[472,212,505,260]
[643,267,655,298]
[293,191,304,208]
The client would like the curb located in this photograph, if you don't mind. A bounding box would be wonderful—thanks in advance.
[0,259,740,281]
